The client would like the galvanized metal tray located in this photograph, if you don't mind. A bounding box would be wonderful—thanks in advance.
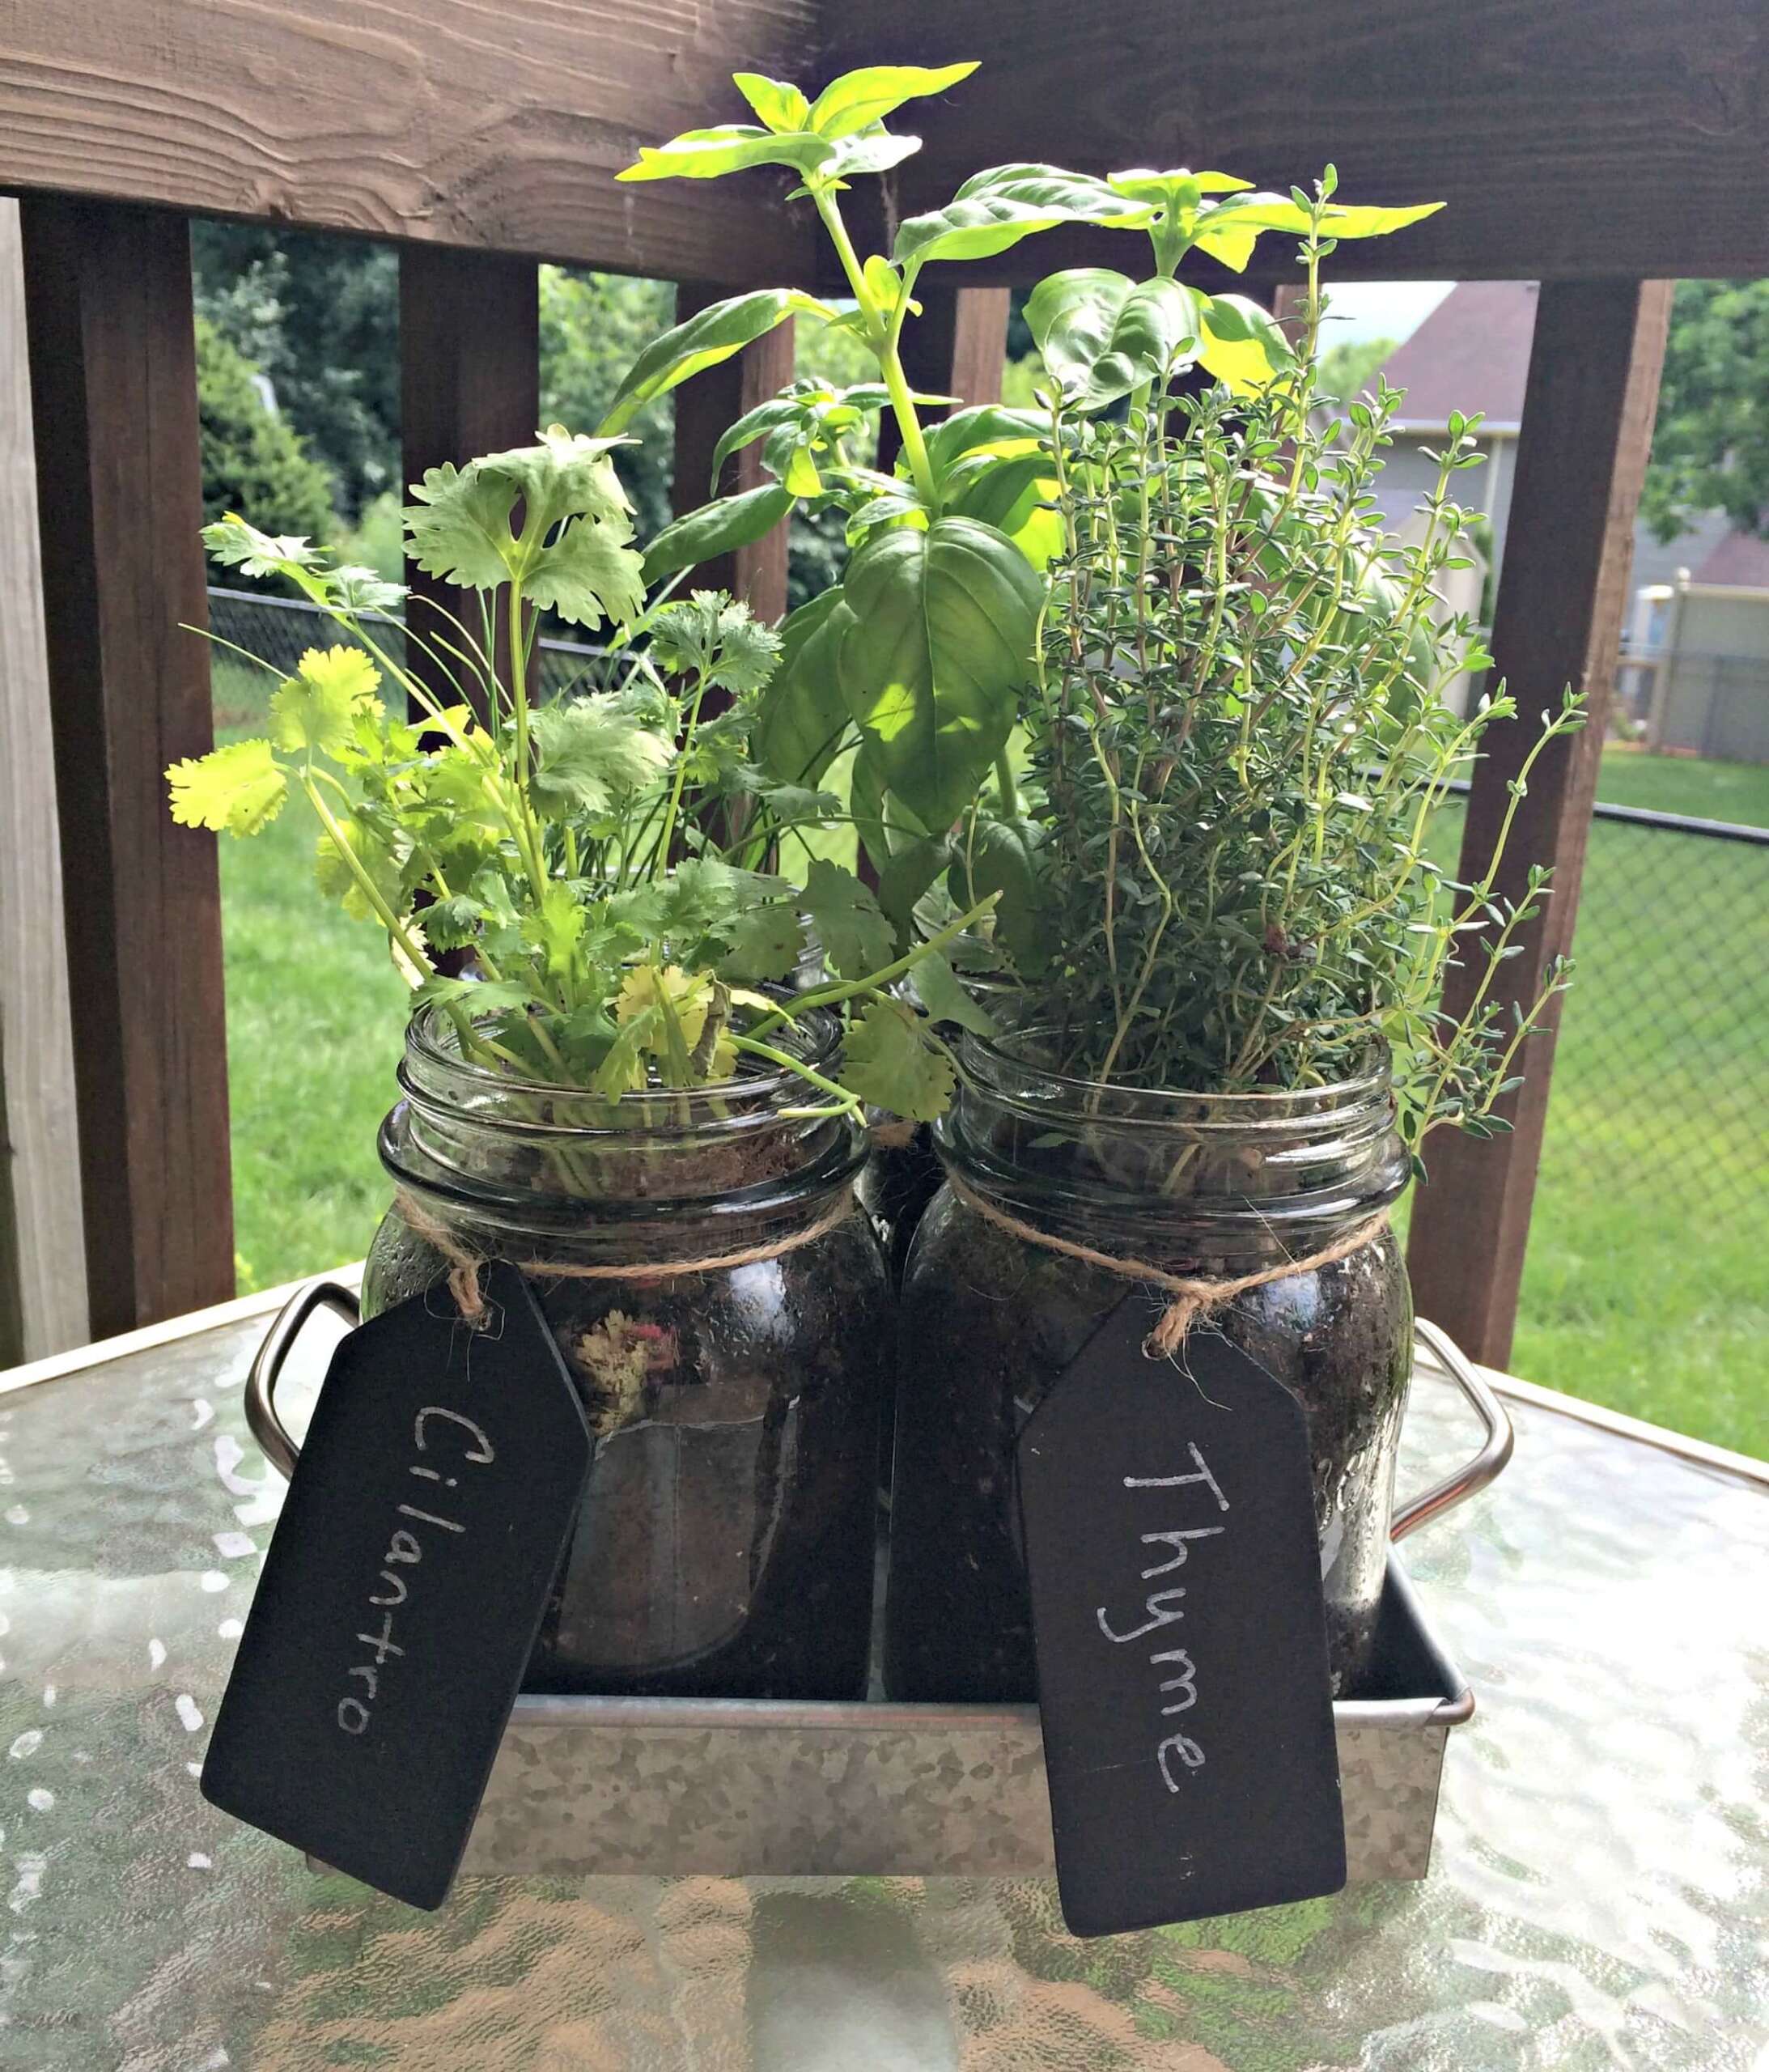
[252,1294,1509,1885]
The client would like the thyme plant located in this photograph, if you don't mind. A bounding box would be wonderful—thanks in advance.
[1021,180,1580,1155]
[168,428,982,1132]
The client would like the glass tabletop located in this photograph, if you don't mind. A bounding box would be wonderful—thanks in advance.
[0,1293,1763,2070]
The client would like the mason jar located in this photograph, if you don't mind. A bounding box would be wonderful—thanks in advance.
[362,1005,890,1699]
[884,1030,1412,1701]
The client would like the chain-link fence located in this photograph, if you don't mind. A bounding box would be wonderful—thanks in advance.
[206,586,609,722]
[1432,794,1769,1232]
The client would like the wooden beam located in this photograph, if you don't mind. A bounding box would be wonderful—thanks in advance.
[1406,278,1674,1367]
[876,285,1012,477]
[19,197,234,1337]
[400,246,540,709]
[0,199,89,1361]
[0,0,818,287]
[828,2,1769,283]
[670,283,795,624]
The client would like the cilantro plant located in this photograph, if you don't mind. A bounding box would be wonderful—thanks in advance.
[168,427,986,1127]
[609,62,1440,953]
[1020,179,1580,1157]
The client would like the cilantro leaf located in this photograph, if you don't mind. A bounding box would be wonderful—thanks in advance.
[529,696,673,818]
[413,974,533,1016]
[329,564,408,614]
[802,858,893,979]
[906,949,999,1035]
[314,815,407,921]
[202,515,321,580]
[418,893,485,951]
[520,881,587,979]
[719,899,807,984]
[839,998,955,1121]
[403,424,645,629]
[648,591,783,694]
[269,646,384,757]
[524,508,647,627]
[166,739,287,835]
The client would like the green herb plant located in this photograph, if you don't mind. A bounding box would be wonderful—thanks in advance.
[608,59,1440,954]
[167,427,987,1137]
[1022,177,1581,1158]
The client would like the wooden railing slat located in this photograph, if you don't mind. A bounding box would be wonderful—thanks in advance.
[18,197,234,1335]
[400,247,541,712]
[0,1,819,287]
[1406,278,1674,1366]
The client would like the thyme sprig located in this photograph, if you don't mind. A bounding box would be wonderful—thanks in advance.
[1025,179,1581,1155]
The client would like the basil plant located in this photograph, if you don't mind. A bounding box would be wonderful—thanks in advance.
[609,60,1439,964]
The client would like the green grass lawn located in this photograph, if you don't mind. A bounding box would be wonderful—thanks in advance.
[1593,743,1769,826]
[214,692,1769,1457]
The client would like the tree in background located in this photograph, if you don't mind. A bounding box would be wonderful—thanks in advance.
[193,222,399,521]
[195,315,335,549]
[1640,280,1769,544]
[1317,333,1398,403]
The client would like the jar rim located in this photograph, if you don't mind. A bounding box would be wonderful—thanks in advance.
[967,1022,1391,1119]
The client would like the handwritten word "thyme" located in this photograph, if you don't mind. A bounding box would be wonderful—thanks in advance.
[335,1408,494,1738]
[1094,1444,1228,1790]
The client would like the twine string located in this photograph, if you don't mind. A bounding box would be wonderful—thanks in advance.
[392,1187,855,1325]
[944,1170,1391,1360]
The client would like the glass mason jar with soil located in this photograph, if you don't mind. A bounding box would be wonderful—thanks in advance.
[884,1030,1412,1702]
[363,1005,890,1700]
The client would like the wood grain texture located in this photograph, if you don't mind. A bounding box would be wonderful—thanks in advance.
[0,0,820,286]
[19,197,234,1337]
[876,285,1010,478]
[400,244,540,715]
[670,282,795,625]
[0,199,89,1361]
[829,1,1769,282]
[1406,279,1674,1367]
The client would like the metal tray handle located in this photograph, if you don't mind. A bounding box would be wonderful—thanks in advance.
[246,1285,1512,1536]
[1392,1317,1515,1541]
[244,1276,359,1480]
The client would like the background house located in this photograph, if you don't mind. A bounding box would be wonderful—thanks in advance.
[1362,281,1768,762]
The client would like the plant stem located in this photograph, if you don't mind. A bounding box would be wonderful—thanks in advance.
[811,187,939,506]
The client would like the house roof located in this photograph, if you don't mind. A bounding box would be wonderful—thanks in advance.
[1367,281,1539,435]
[1691,529,1769,588]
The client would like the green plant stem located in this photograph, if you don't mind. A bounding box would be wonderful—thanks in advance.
[811,187,938,506]
[742,892,1001,1045]
[728,1034,861,1115]
[298,771,433,982]
[651,662,710,881]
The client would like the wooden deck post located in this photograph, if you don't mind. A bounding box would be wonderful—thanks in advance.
[1406,278,1674,1367]
[399,247,540,708]
[671,283,796,623]
[18,197,234,1337]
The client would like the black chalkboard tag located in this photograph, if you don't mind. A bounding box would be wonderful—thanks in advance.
[202,1263,592,1910]
[1018,1295,1346,1938]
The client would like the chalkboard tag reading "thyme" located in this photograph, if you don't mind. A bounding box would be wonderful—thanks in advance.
[202,1264,592,1910]
[1017,1296,1346,1938]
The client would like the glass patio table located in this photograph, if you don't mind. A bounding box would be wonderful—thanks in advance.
[0,1277,1763,2070]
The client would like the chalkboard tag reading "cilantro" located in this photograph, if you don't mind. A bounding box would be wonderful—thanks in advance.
[202,1263,592,1910]
[1017,1297,1346,1938]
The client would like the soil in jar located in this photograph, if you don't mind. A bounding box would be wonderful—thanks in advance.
[365,1187,892,1701]
[884,1185,1412,1702]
